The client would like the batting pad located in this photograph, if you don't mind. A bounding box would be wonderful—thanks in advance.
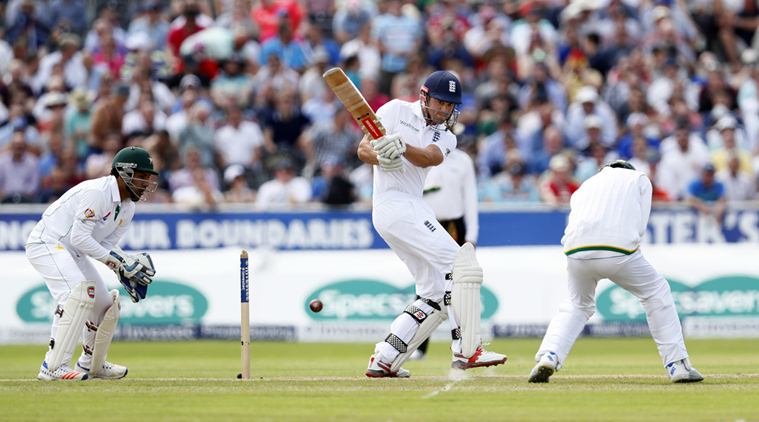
[48,281,96,371]
[91,290,120,376]
[451,243,483,358]
[391,310,448,373]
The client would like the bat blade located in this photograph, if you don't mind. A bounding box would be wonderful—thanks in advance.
[323,67,385,140]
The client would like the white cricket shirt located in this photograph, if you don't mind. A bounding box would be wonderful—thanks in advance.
[423,148,479,243]
[562,167,652,257]
[26,176,135,261]
[372,100,457,204]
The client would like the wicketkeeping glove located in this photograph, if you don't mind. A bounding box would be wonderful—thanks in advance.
[101,247,145,279]
[118,253,156,303]
[133,252,156,285]
[378,155,403,172]
[371,133,406,160]
[118,270,150,303]
[101,249,156,303]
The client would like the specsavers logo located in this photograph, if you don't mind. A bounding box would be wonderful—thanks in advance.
[16,280,208,324]
[305,279,499,321]
[597,275,759,321]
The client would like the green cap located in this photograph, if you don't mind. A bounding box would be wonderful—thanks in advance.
[112,146,158,175]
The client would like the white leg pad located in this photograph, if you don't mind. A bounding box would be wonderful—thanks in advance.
[451,243,483,358]
[390,309,447,373]
[90,290,120,376]
[48,281,96,371]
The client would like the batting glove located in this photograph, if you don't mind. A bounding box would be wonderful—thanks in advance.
[378,155,403,172]
[372,133,406,160]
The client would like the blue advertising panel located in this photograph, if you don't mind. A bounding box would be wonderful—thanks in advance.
[1,207,758,251]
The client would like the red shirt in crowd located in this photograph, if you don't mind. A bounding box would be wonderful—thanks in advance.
[251,0,304,42]
[167,17,218,79]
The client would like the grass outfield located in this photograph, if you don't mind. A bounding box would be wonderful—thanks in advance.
[1,338,758,421]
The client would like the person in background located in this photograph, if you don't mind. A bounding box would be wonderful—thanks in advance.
[0,130,40,203]
[717,153,756,203]
[687,163,727,222]
[311,158,357,207]
[255,157,312,209]
[539,154,579,206]
[223,164,256,203]
[65,89,94,159]
[172,166,224,209]
[91,83,130,153]
[480,161,541,204]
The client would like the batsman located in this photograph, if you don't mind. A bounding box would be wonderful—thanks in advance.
[357,70,507,377]
[26,147,158,381]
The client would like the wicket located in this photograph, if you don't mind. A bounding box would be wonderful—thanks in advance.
[240,250,250,380]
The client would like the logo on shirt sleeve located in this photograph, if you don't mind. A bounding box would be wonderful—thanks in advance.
[83,208,96,219]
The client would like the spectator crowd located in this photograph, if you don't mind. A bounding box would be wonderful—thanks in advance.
[1,0,759,218]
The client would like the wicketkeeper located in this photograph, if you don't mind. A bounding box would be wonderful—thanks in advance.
[26,147,158,381]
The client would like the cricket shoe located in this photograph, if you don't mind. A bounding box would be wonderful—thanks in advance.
[528,352,558,383]
[666,358,704,383]
[451,344,507,370]
[365,355,410,378]
[37,361,88,381]
[76,360,128,380]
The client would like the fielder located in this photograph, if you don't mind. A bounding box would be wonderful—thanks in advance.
[26,146,158,381]
[357,70,506,377]
[529,160,704,384]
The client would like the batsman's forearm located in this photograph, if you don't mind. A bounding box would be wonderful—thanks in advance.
[357,136,379,165]
[403,144,443,168]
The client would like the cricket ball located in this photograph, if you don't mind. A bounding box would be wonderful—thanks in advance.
[309,299,323,313]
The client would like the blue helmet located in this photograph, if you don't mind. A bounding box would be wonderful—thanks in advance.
[421,71,462,105]
[420,70,462,131]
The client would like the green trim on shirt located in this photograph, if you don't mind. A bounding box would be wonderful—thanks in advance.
[564,245,638,256]
[422,186,441,195]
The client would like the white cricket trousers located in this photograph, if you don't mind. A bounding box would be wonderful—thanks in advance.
[25,243,113,366]
[537,251,688,367]
[372,193,461,360]
[372,193,459,302]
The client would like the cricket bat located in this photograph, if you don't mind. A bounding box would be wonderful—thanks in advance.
[323,67,385,140]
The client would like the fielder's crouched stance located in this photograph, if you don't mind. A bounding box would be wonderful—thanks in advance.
[25,147,158,381]
[528,161,704,384]
[358,70,506,378]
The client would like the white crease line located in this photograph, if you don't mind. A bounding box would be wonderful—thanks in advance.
[422,369,471,399]
[1,373,758,383]
[422,381,457,399]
